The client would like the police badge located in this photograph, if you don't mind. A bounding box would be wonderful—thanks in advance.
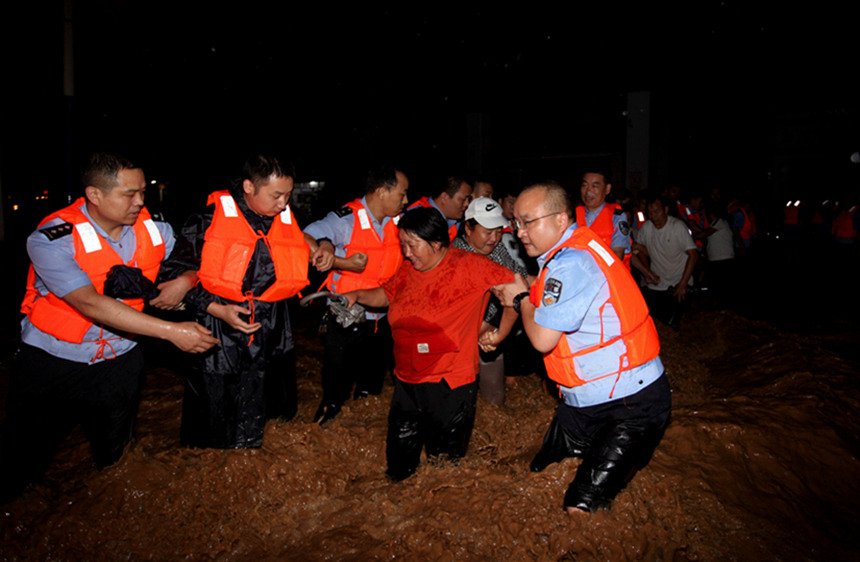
[542,278,562,306]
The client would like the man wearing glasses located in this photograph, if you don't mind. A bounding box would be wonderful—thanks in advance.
[494,181,671,514]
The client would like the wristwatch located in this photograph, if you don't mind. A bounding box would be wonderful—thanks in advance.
[512,291,530,313]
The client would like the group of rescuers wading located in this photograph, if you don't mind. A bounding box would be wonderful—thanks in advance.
[3,152,671,514]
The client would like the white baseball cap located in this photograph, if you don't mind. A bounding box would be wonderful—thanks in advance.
[465,197,509,229]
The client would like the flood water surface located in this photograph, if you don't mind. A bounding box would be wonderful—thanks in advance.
[2,304,859,560]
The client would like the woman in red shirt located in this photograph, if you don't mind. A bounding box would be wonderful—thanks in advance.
[346,207,513,480]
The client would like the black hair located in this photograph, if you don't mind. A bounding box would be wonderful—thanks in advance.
[242,154,295,185]
[398,207,451,248]
[438,176,468,198]
[82,152,136,193]
[581,169,611,185]
[645,193,671,210]
[365,165,400,195]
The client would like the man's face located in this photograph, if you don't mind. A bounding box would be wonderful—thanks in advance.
[243,174,294,217]
[399,229,443,272]
[89,167,147,228]
[498,194,516,220]
[513,188,567,257]
[580,173,611,212]
[437,182,473,220]
[464,222,502,255]
[647,200,669,228]
[378,171,409,218]
[473,182,494,199]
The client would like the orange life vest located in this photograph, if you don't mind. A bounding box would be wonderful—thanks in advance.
[728,201,756,240]
[198,191,309,302]
[832,205,858,239]
[323,199,403,294]
[408,196,458,241]
[575,204,631,270]
[20,199,165,344]
[530,226,660,391]
[783,204,801,226]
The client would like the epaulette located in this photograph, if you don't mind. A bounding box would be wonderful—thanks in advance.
[613,207,624,216]
[334,206,354,218]
[39,222,74,241]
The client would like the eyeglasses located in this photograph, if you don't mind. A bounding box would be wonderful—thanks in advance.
[513,212,560,231]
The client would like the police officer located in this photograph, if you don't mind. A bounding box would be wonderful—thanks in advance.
[494,182,672,514]
[1,153,218,503]
[304,165,409,423]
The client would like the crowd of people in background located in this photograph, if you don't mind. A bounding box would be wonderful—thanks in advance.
[3,151,857,514]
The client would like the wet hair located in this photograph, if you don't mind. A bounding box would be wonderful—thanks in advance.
[398,207,451,248]
[242,154,295,186]
[437,176,469,198]
[82,152,136,193]
[365,165,400,195]
[522,181,573,216]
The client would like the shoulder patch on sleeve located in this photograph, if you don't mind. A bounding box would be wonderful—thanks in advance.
[542,277,563,306]
[39,222,74,241]
[334,206,354,218]
[619,221,630,236]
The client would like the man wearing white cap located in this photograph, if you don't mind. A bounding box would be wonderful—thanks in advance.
[453,197,527,405]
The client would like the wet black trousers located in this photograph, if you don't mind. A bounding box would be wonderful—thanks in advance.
[0,344,143,503]
[181,348,296,450]
[321,314,392,405]
[531,374,672,511]
[385,378,477,481]
[645,289,685,330]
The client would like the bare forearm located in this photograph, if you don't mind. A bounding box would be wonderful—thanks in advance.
[630,252,649,276]
[678,250,698,288]
[519,299,562,353]
[497,306,518,341]
[65,285,180,340]
[353,287,390,308]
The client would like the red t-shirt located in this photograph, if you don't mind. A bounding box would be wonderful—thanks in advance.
[383,248,514,388]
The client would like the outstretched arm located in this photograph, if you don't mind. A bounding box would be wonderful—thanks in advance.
[306,234,368,273]
[63,284,219,353]
[493,275,563,353]
[344,287,390,309]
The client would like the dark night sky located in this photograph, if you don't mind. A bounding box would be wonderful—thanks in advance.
[2,2,857,220]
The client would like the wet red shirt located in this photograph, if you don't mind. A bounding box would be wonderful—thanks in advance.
[383,248,514,388]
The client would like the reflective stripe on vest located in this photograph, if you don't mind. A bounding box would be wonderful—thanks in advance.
[197,191,309,302]
[21,198,164,344]
[575,204,631,271]
[529,226,660,393]
[832,206,858,238]
[324,199,403,294]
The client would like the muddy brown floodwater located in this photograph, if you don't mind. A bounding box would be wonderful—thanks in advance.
[1,299,859,561]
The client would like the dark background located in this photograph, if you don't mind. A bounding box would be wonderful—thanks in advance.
[2,2,858,237]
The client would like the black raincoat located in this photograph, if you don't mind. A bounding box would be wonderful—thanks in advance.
[162,182,298,449]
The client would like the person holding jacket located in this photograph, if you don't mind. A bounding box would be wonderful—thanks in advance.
[162,154,312,449]
[1,153,218,503]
